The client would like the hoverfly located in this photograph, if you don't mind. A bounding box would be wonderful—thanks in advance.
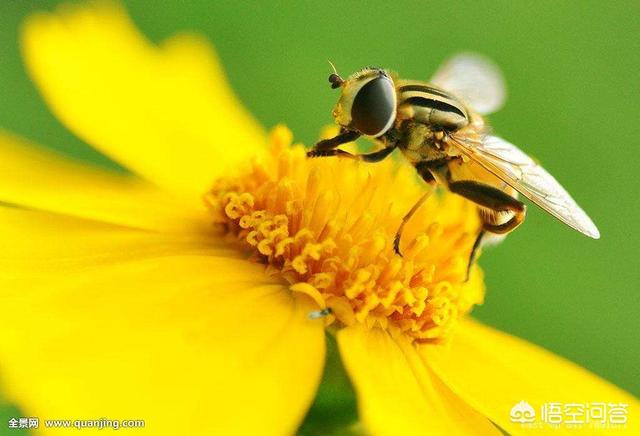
[307,54,599,274]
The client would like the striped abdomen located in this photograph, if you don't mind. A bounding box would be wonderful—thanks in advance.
[397,80,469,130]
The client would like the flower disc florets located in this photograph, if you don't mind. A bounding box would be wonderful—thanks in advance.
[205,126,485,344]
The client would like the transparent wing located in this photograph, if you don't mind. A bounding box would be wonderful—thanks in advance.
[430,53,506,115]
[449,134,600,238]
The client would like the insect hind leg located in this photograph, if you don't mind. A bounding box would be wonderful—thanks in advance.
[448,180,526,280]
[448,180,525,213]
[467,230,486,281]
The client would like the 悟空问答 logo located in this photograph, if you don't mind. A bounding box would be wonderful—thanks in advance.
[510,400,536,423]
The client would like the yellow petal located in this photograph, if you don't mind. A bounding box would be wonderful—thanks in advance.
[337,325,499,435]
[0,131,207,232]
[0,207,235,281]
[422,318,640,434]
[0,212,325,435]
[21,1,265,197]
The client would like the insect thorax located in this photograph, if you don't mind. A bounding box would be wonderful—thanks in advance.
[393,121,451,165]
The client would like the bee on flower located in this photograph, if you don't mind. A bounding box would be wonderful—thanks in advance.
[0,2,637,436]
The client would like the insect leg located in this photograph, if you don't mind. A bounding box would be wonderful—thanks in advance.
[448,180,525,213]
[448,180,526,278]
[308,145,396,162]
[467,230,486,281]
[306,129,361,157]
[394,166,437,256]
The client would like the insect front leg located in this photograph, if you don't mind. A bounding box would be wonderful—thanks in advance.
[306,129,361,157]
[311,145,397,162]
[447,180,527,279]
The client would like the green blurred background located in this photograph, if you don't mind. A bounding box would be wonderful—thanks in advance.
[0,0,638,422]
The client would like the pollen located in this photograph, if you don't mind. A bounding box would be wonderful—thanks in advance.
[205,125,485,344]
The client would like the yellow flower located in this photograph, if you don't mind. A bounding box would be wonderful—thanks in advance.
[0,2,637,435]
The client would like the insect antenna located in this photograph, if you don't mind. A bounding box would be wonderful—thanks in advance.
[327,60,344,89]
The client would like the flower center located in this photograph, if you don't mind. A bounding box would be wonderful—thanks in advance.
[205,125,485,344]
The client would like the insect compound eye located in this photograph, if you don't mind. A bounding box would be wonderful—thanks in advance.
[350,76,396,136]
